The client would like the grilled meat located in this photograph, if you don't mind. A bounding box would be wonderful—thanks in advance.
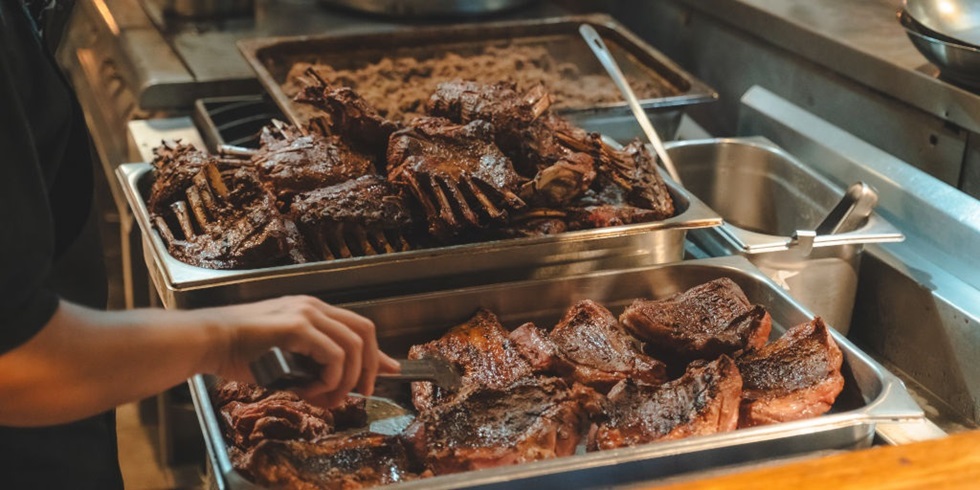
[407,308,534,412]
[546,300,667,392]
[403,377,599,475]
[296,67,398,158]
[244,433,420,489]
[591,355,742,450]
[220,391,335,450]
[147,140,243,214]
[252,123,376,200]
[736,317,845,428]
[290,174,415,260]
[387,117,526,240]
[151,163,310,269]
[620,278,772,361]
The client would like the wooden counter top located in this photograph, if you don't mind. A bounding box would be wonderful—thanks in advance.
[647,429,980,490]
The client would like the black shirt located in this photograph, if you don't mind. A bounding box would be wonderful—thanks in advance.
[0,0,122,487]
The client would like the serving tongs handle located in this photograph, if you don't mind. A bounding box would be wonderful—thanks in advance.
[579,24,683,185]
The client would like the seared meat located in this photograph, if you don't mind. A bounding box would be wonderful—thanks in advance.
[620,278,772,361]
[252,124,375,199]
[244,433,420,489]
[387,117,526,240]
[736,317,845,428]
[220,391,335,450]
[591,355,742,450]
[213,380,271,406]
[151,163,310,269]
[290,174,415,260]
[147,140,243,214]
[407,308,534,412]
[296,68,398,157]
[426,79,551,161]
[606,141,675,217]
[403,377,598,475]
[213,379,368,432]
[546,300,667,392]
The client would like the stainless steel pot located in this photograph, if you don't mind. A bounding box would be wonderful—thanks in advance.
[666,137,904,334]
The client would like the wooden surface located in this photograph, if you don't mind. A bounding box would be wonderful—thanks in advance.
[648,429,980,490]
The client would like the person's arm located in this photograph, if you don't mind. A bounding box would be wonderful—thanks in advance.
[0,295,399,427]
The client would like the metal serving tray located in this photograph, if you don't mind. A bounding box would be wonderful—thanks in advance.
[116,163,720,309]
[237,14,717,140]
[188,256,924,490]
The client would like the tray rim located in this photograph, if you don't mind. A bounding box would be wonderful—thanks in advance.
[235,12,718,131]
[188,255,924,490]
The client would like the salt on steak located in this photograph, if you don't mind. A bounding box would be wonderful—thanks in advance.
[403,377,599,475]
[620,278,772,361]
[542,300,667,392]
[736,317,845,428]
[590,355,742,450]
[243,433,420,490]
[407,308,534,412]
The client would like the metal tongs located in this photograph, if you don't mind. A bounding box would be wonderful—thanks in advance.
[250,347,462,391]
[579,23,684,185]
[790,182,880,254]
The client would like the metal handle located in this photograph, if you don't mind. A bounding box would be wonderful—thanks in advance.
[579,24,683,184]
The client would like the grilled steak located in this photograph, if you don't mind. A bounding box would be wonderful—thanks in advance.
[620,278,772,361]
[289,174,415,260]
[408,308,534,412]
[546,300,667,392]
[403,377,598,475]
[220,391,335,450]
[147,140,243,214]
[591,355,742,450]
[736,317,845,428]
[244,433,419,489]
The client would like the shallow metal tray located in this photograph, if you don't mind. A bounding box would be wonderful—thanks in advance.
[189,256,924,490]
[116,163,720,309]
[236,14,717,139]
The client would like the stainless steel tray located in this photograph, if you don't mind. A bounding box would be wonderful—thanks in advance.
[189,256,924,490]
[116,163,720,309]
[236,14,717,139]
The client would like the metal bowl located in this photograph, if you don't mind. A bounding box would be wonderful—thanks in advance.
[905,0,980,47]
[899,8,980,88]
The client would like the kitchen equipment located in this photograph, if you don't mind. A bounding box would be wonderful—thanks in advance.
[237,14,717,143]
[250,347,462,390]
[904,0,980,47]
[665,138,904,334]
[116,162,721,309]
[160,0,254,18]
[814,182,879,236]
[579,24,683,184]
[188,256,924,490]
[899,9,980,88]
[318,0,537,17]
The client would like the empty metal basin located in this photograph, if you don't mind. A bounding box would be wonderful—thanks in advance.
[666,137,903,334]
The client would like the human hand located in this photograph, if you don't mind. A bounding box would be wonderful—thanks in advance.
[200,295,400,407]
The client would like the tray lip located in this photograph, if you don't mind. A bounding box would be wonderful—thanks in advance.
[115,159,722,292]
[188,256,924,490]
[663,137,906,253]
[236,12,718,130]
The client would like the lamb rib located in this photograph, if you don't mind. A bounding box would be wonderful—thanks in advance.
[736,317,845,428]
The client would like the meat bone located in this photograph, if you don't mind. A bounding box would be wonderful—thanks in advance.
[250,346,462,392]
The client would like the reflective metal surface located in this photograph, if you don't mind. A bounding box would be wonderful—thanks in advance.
[319,0,537,17]
[905,0,980,47]
[900,9,980,88]
[189,256,924,490]
[116,163,721,309]
[665,138,904,333]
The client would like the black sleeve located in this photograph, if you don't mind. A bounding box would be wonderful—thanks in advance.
[0,1,61,354]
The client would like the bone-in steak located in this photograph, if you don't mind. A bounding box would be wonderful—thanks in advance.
[244,433,420,490]
[620,278,772,361]
[546,300,667,392]
[736,317,844,428]
[407,308,534,412]
[403,377,597,475]
[591,355,742,450]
